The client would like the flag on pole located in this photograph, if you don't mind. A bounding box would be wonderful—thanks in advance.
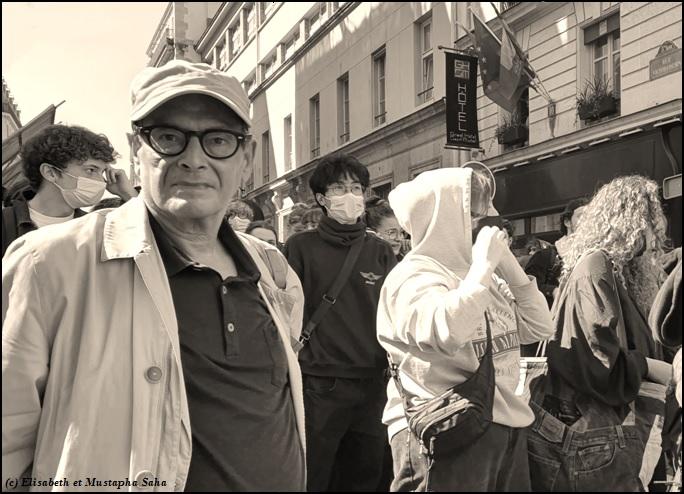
[471,11,532,112]
[491,2,536,81]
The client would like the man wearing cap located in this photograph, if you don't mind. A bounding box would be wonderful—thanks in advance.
[2,60,306,491]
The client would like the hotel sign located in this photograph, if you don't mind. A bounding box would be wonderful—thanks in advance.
[446,52,480,149]
[649,41,682,80]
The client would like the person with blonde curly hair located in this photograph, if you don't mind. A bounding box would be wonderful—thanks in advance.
[527,175,673,492]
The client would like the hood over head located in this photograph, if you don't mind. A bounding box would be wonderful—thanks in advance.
[389,167,495,275]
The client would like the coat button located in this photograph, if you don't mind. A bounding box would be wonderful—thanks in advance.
[135,470,155,486]
[226,323,235,333]
[145,366,162,383]
[222,286,228,295]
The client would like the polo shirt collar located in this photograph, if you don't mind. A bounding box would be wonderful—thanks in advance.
[148,211,261,282]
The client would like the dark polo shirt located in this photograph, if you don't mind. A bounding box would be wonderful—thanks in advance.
[148,213,304,492]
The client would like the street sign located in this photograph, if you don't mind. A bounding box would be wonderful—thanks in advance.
[649,41,682,81]
[663,174,682,200]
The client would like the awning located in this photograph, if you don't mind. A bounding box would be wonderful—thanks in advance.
[2,102,62,194]
[493,124,682,217]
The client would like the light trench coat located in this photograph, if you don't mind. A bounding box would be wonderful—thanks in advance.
[2,197,306,492]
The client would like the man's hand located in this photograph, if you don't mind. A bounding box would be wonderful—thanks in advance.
[105,168,138,201]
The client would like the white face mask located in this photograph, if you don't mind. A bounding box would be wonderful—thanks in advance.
[324,193,365,224]
[229,216,251,232]
[51,166,106,208]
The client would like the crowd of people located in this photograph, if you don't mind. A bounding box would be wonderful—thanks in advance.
[2,58,681,493]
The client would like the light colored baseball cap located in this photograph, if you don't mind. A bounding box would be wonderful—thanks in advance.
[130,59,251,127]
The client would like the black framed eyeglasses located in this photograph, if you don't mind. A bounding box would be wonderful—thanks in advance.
[134,125,249,159]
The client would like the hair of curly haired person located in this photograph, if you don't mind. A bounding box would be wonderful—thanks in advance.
[21,124,119,191]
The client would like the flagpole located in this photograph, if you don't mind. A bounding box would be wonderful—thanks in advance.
[487,3,554,104]
[468,8,537,85]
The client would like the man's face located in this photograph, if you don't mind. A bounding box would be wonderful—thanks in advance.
[316,173,365,209]
[133,94,253,221]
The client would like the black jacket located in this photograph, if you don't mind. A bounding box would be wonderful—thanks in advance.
[284,216,397,378]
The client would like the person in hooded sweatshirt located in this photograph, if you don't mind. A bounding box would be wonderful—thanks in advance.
[283,153,398,492]
[377,166,553,492]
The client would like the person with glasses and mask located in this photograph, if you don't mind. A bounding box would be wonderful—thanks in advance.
[283,154,398,492]
[2,60,306,491]
[2,124,137,256]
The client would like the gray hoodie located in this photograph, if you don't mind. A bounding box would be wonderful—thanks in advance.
[377,168,553,439]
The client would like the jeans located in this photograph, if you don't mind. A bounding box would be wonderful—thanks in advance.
[527,402,645,491]
[304,374,387,492]
[390,423,531,492]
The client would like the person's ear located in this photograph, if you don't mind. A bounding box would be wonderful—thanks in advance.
[315,193,327,208]
[39,163,58,183]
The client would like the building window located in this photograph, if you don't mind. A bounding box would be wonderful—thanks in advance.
[243,72,256,94]
[284,115,293,171]
[244,167,254,193]
[283,32,299,60]
[230,23,242,58]
[246,5,257,39]
[502,87,529,151]
[262,130,270,185]
[419,17,433,103]
[261,54,277,81]
[310,94,320,158]
[308,3,328,37]
[216,42,227,70]
[261,2,277,19]
[584,13,620,98]
[509,218,525,237]
[337,73,350,144]
[592,31,620,96]
[373,47,386,126]
[371,182,392,200]
[531,213,562,234]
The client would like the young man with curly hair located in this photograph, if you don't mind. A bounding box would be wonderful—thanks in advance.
[2,124,137,255]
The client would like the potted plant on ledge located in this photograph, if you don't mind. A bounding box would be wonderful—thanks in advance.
[576,76,618,122]
[495,112,529,146]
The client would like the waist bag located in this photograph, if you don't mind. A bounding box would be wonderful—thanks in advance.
[388,312,495,458]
